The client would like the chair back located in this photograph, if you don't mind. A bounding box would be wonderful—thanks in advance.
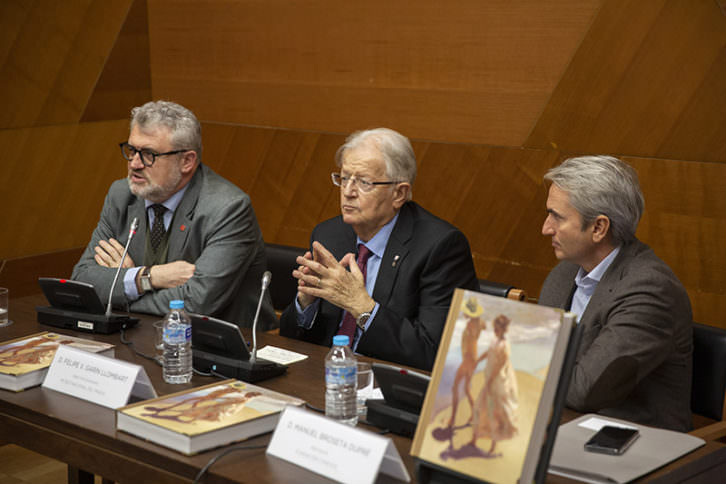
[478,279,527,301]
[691,322,726,421]
[265,243,306,311]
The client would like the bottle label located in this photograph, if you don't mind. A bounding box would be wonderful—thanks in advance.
[163,325,191,345]
[325,366,356,385]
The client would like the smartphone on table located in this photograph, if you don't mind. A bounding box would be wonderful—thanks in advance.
[584,425,640,455]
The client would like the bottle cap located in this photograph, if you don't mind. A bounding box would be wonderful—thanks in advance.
[169,300,184,309]
[332,335,350,347]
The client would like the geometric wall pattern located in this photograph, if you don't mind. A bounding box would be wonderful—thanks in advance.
[1,0,724,328]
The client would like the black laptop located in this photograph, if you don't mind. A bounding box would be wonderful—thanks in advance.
[36,277,138,334]
[190,313,287,382]
[366,362,430,436]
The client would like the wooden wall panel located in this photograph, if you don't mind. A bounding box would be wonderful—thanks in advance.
[82,0,152,122]
[1,121,724,327]
[0,0,133,129]
[147,0,601,145]
[0,2,31,71]
[0,248,84,298]
[525,0,726,162]
[198,124,726,327]
[0,120,129,259]
[2,0,724,334]
[658,46,726,163]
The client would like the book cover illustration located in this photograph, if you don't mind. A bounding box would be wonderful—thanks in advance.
[0,332,112,376]
[411,289,567,484]
[121,380,302,436]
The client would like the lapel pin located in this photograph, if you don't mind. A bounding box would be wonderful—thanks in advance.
[392,255,400,267]
[180,224,187,232]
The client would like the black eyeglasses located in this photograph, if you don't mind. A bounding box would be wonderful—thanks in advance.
[331,173,402,193]
[119,142,189,167]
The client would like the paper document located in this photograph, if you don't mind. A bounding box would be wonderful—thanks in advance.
[578,416,637,432]
[257,345,308,365]
[549,414,705,484]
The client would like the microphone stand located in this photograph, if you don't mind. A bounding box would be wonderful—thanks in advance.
[106,217,139,317]
[249,270,271,364]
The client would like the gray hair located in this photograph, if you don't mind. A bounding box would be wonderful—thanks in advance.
[130,100,202,163]
[544,155,644,245]
[335,128,417,199]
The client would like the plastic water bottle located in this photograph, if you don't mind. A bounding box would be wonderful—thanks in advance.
[325,335,358,426]
[162,299,192,384]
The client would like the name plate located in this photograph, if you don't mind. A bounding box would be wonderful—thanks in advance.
[267,405,410,484]
[43,345,156,408]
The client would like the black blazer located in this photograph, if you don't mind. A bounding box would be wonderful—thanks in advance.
[280,202,478,370]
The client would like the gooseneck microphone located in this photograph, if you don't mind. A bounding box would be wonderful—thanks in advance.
[249,270,272,363]
[105,217,139,317]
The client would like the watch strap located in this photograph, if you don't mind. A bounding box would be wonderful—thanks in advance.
[140,266,153,292]
[356,311,372,329]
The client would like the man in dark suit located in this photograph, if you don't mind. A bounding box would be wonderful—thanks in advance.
[280,128,478,370]
[72,101,275,330]
[538,155,692,431]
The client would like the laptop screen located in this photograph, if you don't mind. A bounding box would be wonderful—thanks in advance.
[372,362,430,414]
[190,313,250,361]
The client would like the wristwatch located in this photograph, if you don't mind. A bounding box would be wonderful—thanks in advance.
[139,266,153,293]
[356,311,372,329]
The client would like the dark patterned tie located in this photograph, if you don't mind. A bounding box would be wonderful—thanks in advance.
[149,204,167,251]
[336,244,373,342]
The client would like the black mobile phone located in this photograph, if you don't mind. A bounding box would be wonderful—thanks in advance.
[584,425,640,455]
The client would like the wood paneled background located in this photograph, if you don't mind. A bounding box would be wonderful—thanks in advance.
[1,0,724,328]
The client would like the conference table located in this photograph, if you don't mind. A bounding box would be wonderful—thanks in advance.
[2,293,726,483]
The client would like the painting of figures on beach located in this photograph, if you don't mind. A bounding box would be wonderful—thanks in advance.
[411,289,570,484]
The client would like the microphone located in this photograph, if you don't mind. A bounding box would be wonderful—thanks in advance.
[249,270,272,363]
[105,217,139,317]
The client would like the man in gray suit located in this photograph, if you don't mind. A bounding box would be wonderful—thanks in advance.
[539,155,692,431]
[72,101,275,330]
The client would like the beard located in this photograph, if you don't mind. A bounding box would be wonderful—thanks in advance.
[127,165,183,203]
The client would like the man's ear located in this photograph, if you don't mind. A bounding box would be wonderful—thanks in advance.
[392,183,410,210]
[591,215,611,243]
[180,150,198,174]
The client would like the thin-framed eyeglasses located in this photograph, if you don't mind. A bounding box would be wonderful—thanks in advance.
[119,142,189,167]
[331,172,402,193]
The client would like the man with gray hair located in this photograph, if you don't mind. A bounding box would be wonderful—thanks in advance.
[280,128,478,370]
[539,155,692,431]
[73,100,275,330]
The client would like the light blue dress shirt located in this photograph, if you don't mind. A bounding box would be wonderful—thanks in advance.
[296,212,400,351]
[570,246,621,322]
[123,185,189,300]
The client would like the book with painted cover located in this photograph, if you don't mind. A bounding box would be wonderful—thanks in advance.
[116,379,305,455]
[0,331,115,392]
[410,288,576,484]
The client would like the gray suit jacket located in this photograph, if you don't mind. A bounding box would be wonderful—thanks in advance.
[72,164,276,330]
[539,239,693,431]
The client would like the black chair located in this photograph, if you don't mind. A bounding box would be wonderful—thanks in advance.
[265,243,306,311]
[478,279,527,301]
[691,322,726,421]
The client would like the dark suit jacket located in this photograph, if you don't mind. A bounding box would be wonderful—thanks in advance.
[539,239,693,431]
[72,164,276,330]
[280,201,478,371]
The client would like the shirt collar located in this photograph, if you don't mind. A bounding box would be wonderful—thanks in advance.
[144,184,189,213]
[575,246,621,287]
[357,212,399,258]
